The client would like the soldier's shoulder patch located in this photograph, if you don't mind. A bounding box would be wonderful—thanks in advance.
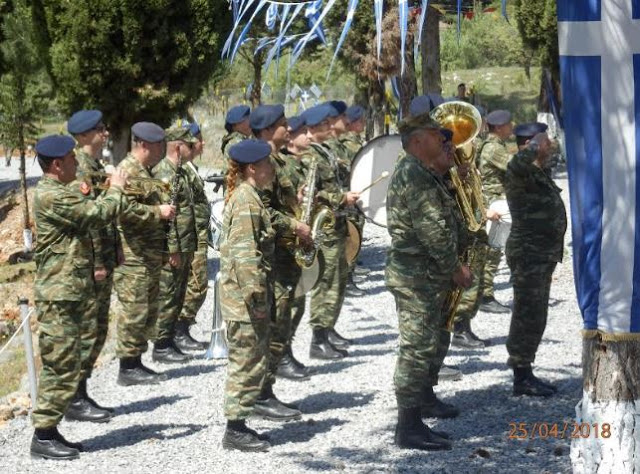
[79,181,91,195]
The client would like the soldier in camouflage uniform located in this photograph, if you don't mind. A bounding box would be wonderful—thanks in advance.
[341,105,365,155]
[220,139,277,452]
[478,109,513,314]
[176,122,210,351]
[302,104,360,360]
[113,122,176,386]
[386,114,472,451]
[65,110,115,422]
[250,104,308,417]
[30,135,127,460]
[504,125,566,397]
[220,105,251,185]
[152,126,199,363]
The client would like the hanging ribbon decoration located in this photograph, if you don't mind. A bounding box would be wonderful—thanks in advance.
[414,0,430,58]
[229,0,269,62]
[265,3,278,30]
[222,0,257,58]
[373,0,383,63]
[399,0,408,76]
[289,0,338,71]
[326,0,359,79]
[305,0,327,44]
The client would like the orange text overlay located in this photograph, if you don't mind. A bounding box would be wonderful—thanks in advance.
[508,422,612,440]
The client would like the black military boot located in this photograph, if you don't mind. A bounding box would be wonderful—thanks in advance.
[421,386,460,419]
[174,319,207,352]
[452,320,486,349]
[77,379,114,413]
[345,273,365,297]
[222,420,270,452]
[394,407,453,451]
[438,364,463,381]
[287,345,314,375]
[277,351,311,380]
[30,427,82,460]
[479,295,511,314]
[64,391,112,423]
[513,367,555,397]
[327,328,352,350]
[152,338,192,364]
[310,328,347,359]
[117,357,167,386]
[253,384,302,422]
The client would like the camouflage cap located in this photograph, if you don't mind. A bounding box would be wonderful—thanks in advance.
[397,113,442,135]
[165,124,197,143]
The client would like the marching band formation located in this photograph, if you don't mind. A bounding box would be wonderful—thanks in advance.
[28,91,566,459]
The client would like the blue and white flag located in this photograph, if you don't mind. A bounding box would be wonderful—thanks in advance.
[558,0,640,335]
[305,0,327,44]
[399,0,408,75]
[265,3,278,30]
[327,0,359,79]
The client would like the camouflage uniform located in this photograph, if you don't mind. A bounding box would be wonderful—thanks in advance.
[504,148,566,368]
[220,131,246,181]
[75,150,118,377]
[340,132,364,159]
[113,154,167,359]
[220,182,275,420]
[303,143,348,331]
[32,177,122,429]
[385,154,467,409]
[153,157,197,341]
[179,162,211,324]
[478,134,513,299]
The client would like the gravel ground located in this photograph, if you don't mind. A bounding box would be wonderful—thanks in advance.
[0,173,581,473]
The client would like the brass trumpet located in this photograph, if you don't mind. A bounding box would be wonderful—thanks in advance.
[81,171,170,196]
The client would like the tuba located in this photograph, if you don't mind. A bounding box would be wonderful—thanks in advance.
[430,101,485,331]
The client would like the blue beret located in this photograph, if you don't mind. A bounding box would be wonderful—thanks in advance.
[346,105,364,122]
[250,104,285,131]
[226,105,250,126]
[514,122,548,138]
[131,122,165,143]
[288,115,306,134]
[325,100,347,115]
[35,135,76,159]
[487,110,512,126]
[67,110,103,135]
[441,128,454,142]
[303,105,332,127]
[188,122,201,137]
[228,139,272,164]
[409,94,444,117]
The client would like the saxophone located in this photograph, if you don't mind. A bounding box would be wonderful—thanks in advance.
[294,156,336,268]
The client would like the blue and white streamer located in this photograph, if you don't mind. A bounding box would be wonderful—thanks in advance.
[222,0,257,57]
[265,3,278,30]
[399,0,408,75]
[305,0,326,44]
[374,0,383,62]
[290,0,338,70]
[414,0,430,58]
[326,0,359,79]
[229,0,268,62]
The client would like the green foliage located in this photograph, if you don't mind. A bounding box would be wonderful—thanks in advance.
[514,0,558,76]
[0,0,15,75]
[32,0,231,133]
[440,8,528,71]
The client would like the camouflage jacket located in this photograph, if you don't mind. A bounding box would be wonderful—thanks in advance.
[75,149,118,270]
[479,134,513,203]
[323,137,351,191]
[153,157,197,254]
[220,182,275,321]
[33,177,123,301]
[116,154,167,264]
[340,132,364,160]
[184,162,211,245]
[505,148,567,263]
[220,131,246,177]
[385,154,468,290]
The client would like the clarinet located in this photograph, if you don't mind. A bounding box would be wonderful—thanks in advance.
[170,152,183,207]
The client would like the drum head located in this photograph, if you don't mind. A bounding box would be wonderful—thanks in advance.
[294,253,325,298]
[350,135,402,227]
[345,220,362,265]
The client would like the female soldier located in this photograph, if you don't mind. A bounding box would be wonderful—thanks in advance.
[219,139,276,452]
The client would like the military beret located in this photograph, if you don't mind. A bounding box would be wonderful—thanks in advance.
[345,105,364,123]
[441,128,454,142]
[188,121,201,137]
[302,105,333,127]
[225,105,251,133]
[486,110,512,126]
[250,104,285,131]
[409,94,445,117]
[228,139,272,164]
[35,135,76,159]
[398,112,443,135]
[165,124,197,143]
[67,110,103,135]
[131,122,165,143]
[325,100,347,116]
[514,122,548,139]
[288,115,306,134]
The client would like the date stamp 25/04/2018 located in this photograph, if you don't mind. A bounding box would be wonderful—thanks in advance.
[508,422,612,440]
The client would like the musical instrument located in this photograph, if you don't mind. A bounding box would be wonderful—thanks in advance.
[350,134,402,227]
[486,199,512,248]
[83,171,170,196]
[345,220,362,266]
[209,198,225,250]
[205,273,228,359]
[294,254,325,298]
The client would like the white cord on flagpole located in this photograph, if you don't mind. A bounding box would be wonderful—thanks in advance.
[0,308,34,359]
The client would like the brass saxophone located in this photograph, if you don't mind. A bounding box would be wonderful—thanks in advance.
[294,156,336,268]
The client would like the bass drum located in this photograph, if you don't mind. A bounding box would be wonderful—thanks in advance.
[350,134,402,227]
[294,253,325,298]
[345,220,362,266]
[209,198,225,250]
[486,199,512,248]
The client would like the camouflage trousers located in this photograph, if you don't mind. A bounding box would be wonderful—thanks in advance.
[288,295,306,344]
[113,259,162,358]
[481,246,503,299]
[155,252,194,341]
[506,259,556,368]
[32,300,90,428]
[454,243,489,323]
[310,235,348,330]
[390,286,451,409]
[224,319,270,420]
[179,243,209,324]
[83,273,113,378]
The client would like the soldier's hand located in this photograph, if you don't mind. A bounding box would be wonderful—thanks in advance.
[159,204,176,220]
[94,266,108,282]
[295,221,313,244]
[297,185,307,205]
[453,265,473,289]
[486,209,501,221]
[344,191,360,206]
[169,252,181,267]
[110,169,128,189]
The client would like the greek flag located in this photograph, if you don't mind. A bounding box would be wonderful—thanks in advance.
[558,0,640,334]
[305,0,326,44]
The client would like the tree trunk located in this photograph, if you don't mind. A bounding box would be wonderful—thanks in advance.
[111,126,131,164]
[18,127,30,251]
[250,50,265,107]
[571,337,640,472]
[398,44,418,119]
[421,6,442,95]
[366,79,386,139]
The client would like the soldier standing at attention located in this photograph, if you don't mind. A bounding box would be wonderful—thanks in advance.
[220,139,277,452]
[152,126,199,363]
[341,105,365,156]
[386,114,472,451]
[478,109,513,314]
[175,121,210,351]
[65,110,115,422]
[221,105,251,182]
[114,122,176,386]
[30,135,127,460]
[250,104,307,418]
[505,125,566,397]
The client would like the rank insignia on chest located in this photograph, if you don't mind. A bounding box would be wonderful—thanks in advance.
[79,181,92,196]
